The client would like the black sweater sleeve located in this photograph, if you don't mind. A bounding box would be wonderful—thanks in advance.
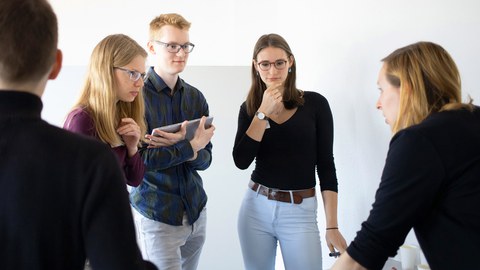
[232,102,258,170]
[347,130,444,269]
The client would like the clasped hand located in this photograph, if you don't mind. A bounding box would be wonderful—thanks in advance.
[117,118,142,157]
[257,83,284,117]
[326,229,348,257]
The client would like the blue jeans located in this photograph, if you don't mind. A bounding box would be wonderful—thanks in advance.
[238,188,322,270]
[132,208,206,270]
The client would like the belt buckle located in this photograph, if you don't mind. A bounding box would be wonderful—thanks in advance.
[267,188,279,201]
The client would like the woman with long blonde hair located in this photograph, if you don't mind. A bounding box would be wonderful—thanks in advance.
[64,34,147,187]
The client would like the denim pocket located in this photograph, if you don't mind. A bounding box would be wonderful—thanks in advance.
[295,196,318,213]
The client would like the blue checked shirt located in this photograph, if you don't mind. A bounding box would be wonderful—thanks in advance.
[130,67,212,225]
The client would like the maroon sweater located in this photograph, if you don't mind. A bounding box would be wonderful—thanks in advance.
[64,107,145,187]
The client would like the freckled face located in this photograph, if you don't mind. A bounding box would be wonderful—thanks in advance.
[376,63,400,129]
[148,25,190,77]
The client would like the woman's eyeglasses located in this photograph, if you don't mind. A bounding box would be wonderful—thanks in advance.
[257,60,288,71]
[114,67,148,82]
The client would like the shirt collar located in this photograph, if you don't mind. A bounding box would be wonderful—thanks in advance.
[146,66,185,95]
[0,90,42,120]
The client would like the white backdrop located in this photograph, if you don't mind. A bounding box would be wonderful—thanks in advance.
[44,1,480,269]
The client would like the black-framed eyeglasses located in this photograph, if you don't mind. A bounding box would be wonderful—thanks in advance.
[114,67,147,82]
[257,60,288,71]
[153,40,195,53]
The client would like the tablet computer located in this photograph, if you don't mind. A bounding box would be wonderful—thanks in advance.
[151,116,214,140]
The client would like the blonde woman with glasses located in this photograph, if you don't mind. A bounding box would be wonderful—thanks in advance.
[64,34,148,187]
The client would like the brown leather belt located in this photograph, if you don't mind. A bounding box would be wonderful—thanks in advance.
[249,181,315,204]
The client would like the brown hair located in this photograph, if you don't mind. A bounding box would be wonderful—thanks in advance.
[246,33,304,116]
[382,41,473,133]
[0,0,58,83]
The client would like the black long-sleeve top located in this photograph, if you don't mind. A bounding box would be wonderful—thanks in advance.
[232,91,338,191]
[347,107,480,270]
[0,91,156,270]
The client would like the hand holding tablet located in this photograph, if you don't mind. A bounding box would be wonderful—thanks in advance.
[152,116,214,141]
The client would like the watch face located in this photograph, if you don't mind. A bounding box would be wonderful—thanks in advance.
[256,112,265,120]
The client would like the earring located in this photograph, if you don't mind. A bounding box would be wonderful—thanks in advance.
[256,71,259,76]
[288,68,291,73]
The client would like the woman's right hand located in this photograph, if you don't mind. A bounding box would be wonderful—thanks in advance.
[258,83,284,117]
[117,118,141,157]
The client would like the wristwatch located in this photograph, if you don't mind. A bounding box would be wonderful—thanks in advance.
[255,111,269,120]
[255,111,270,129]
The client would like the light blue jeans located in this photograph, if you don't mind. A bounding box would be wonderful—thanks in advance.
[238,188,323,270]
[132,208,206,270]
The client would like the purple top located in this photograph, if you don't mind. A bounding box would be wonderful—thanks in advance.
[64,107,145,187]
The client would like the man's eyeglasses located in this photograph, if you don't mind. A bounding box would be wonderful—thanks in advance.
[257,60,288,71]
[114,67,147,82]
[153,40,195,53]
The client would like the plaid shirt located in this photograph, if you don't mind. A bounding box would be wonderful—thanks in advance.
[130,67,212,225]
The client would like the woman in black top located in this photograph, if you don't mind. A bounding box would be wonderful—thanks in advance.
[332,42,480,270]
[233,33,347,270]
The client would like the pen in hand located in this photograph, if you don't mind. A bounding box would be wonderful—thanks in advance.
[329,251,341,258]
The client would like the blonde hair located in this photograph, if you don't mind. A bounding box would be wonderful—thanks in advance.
[74,34,147,147]
[382,41,473,134]
[149,13,191,40]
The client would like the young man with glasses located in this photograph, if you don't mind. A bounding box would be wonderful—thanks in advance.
[130,13,215,270]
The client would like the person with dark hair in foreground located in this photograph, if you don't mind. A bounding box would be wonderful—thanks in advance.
[0,0,156,269]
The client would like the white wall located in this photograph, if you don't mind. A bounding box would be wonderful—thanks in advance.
[45,1,480,269]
